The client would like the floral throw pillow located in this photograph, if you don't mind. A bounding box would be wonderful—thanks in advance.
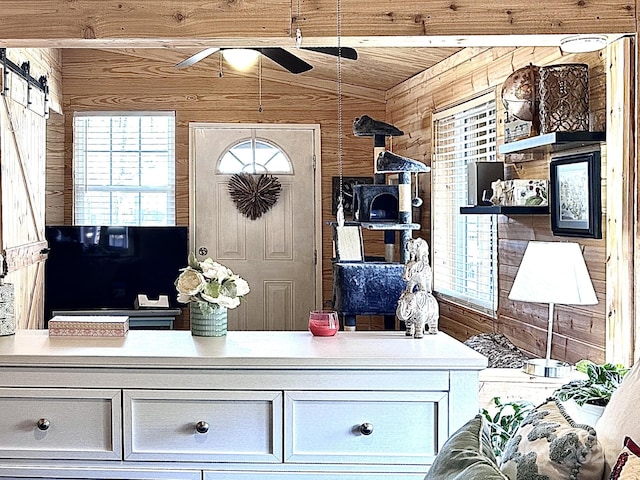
[609,437,640,479]
[499,398,604,480]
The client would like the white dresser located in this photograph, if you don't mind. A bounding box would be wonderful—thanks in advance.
[0,330,486,479]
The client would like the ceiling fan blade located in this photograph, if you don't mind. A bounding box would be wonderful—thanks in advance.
[259,48,313,74]
[300,46,358,60]
[175,48,220,69]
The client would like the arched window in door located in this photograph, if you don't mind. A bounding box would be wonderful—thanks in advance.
[216,138,293,174]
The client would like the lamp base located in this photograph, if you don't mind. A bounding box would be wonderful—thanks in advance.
[523,358,572,378]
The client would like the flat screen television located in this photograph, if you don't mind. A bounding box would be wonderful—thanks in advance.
[44,225,188,320]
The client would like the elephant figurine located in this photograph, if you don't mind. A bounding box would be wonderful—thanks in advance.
[402,258,432,293]
[396,290,439,339]
[406,237,429,263]
[403,237,433,292]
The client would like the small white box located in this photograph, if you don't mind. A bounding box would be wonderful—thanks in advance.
[134,294,169,309]
[48,316,129,337]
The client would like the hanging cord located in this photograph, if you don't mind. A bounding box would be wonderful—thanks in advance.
[290,0,303,47]
[258,55,263,113]
[296,0,302,47]
[335,0,344,226]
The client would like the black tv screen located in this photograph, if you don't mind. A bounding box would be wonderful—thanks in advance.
[44,226,188,319]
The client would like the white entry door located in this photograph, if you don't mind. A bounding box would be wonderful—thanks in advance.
[190,124,320,331]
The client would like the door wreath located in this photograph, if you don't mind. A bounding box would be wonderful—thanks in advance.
[228,173,282,220]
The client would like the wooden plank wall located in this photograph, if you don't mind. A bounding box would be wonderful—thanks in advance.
[56,48,387,329]
[45,112,65,225]
[605,38,636,365]
[386,46,608,364]
[0,1,634,43]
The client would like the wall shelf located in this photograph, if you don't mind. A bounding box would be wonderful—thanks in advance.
[499,131,605,155]
[359,221,421,230]
[460,205,549,215]
[328,221,420,230]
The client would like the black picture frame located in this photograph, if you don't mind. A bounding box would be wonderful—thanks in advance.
[331,176,374,216]
[550,151,602,239]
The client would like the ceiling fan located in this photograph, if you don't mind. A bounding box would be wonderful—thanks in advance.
[174,46,358,74]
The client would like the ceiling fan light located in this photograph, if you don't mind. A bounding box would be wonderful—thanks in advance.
[560,35,608,53]
[222,49,260,71]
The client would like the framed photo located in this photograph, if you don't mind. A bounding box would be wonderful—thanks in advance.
[550,151,602,239]
[331,176,374,216]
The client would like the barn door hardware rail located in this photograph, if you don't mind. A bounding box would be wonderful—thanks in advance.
[0,48,50,118]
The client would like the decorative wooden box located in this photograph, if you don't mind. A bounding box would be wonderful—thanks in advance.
[48,316,129,337]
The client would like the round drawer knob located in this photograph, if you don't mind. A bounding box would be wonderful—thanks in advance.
[195,421,209,434]
[359,422,373,436]
[36,418,50,431]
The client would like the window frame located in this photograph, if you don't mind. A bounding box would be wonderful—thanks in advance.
[72,111,176,226]
[217,137,293,175]
[431,91,498,316]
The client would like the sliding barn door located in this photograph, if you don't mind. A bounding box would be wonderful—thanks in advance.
[0,62,48,329]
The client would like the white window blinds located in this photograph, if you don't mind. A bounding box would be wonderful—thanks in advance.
[73,112,176,226]
[432,93,498,315]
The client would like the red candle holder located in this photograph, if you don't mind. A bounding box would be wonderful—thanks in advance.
[308,310,339,336]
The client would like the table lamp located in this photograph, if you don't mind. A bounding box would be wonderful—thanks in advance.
[508,241,597,377]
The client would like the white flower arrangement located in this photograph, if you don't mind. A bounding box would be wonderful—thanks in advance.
[175,253,250,314]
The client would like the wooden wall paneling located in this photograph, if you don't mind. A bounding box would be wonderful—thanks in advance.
[62,106,74,224]
[497,314,606,364]
[636,17,640,364]
[438,300,497,340]
[0,1,634,44]
[605,37,636,365]
[45,112,65,225]
[439,302,492,335]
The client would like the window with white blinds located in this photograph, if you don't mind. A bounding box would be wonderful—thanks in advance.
[73,112,176,226]
[432,93,498,315]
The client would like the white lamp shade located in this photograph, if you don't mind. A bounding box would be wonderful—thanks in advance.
[509,241,597,305]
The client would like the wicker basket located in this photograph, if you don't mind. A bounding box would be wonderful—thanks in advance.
[538,64,589,133]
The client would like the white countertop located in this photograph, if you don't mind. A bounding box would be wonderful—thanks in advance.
[0,330,487,370]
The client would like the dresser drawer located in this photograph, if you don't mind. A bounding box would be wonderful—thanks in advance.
[204,471,427,479]
[0,387,122,460]
[284,391,448,465]
[124,389,283,462]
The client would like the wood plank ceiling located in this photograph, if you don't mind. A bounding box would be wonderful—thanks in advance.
[96,46,463,98]
[1,1,634,98]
